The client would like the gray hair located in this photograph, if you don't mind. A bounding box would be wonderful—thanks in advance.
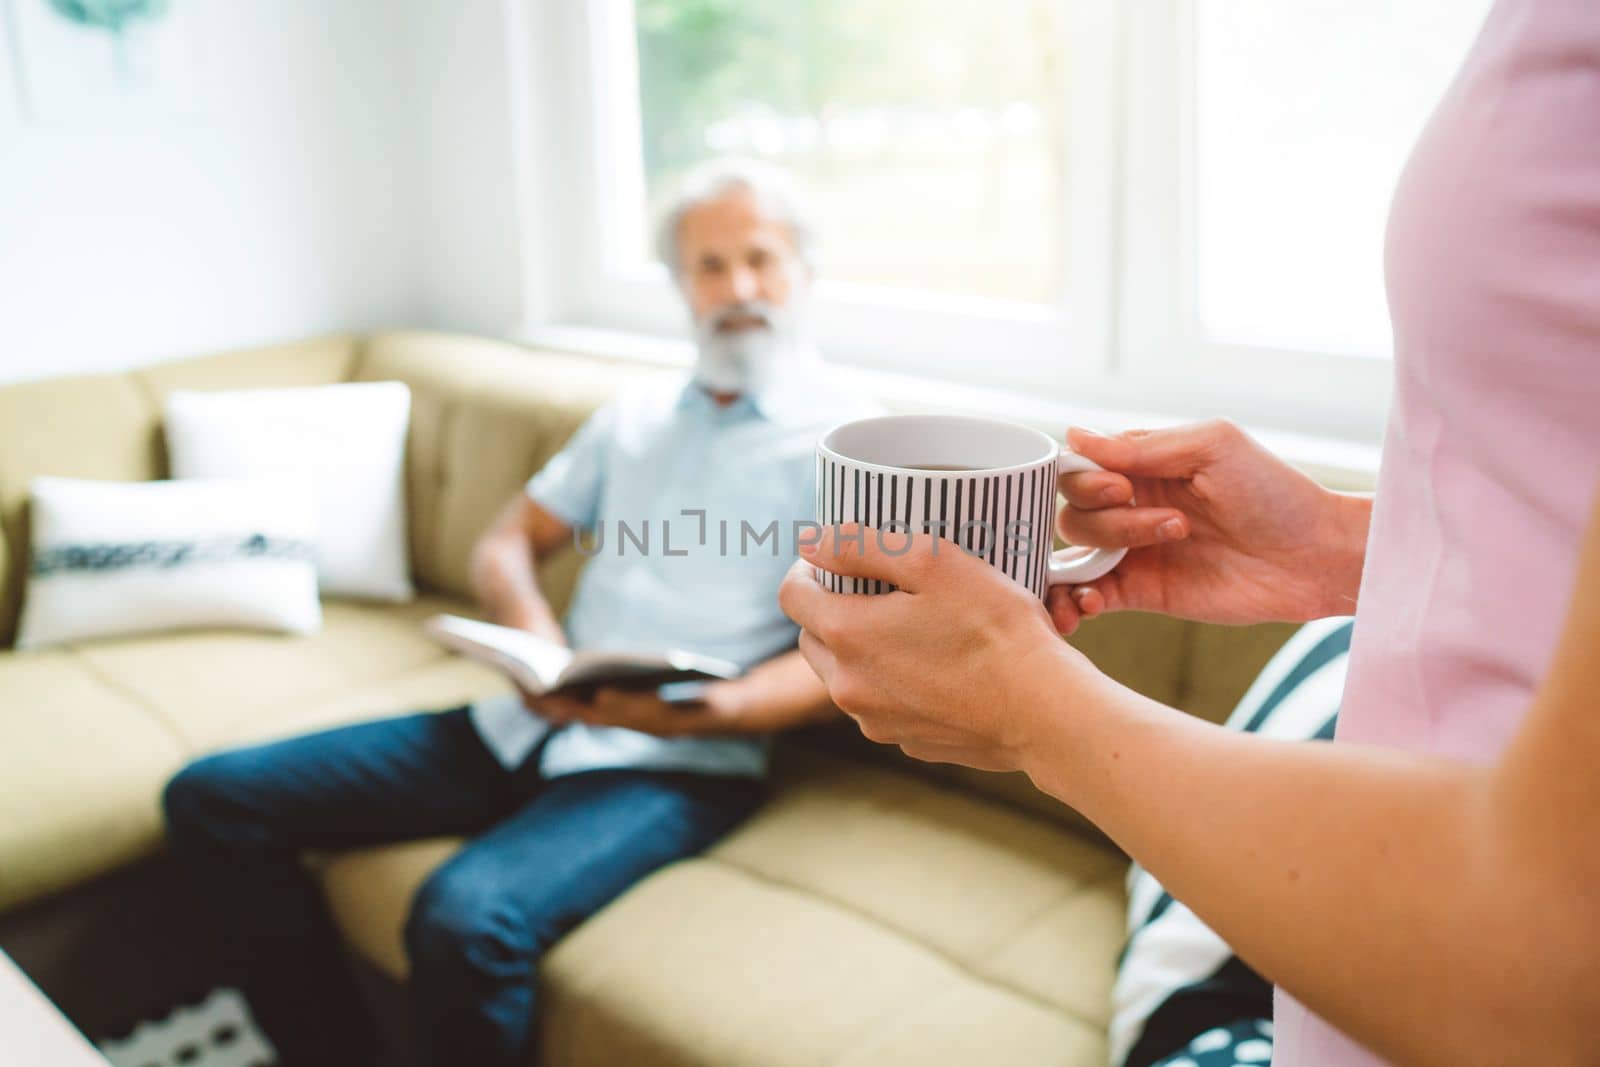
[654,157,818,278]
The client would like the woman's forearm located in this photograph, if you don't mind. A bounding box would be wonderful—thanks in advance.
[1019,654,1588,1066]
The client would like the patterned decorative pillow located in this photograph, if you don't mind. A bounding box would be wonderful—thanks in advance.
[16,477,321,650]
[1109,616,1355,1067]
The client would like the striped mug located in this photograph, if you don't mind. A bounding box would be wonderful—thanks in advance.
[814,414,1127,597]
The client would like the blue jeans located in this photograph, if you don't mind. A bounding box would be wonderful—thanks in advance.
[161,707,763,1067]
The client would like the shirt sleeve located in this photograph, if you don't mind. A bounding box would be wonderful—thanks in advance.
[525,403,614,531]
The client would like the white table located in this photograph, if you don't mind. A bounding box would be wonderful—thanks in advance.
[0,950,109,1066]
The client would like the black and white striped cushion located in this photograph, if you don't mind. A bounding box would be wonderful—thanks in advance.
[1109,617,1355,1067]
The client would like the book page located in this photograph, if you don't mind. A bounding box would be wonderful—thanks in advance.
[424,615,572,693]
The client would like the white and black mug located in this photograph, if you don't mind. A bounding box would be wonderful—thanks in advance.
[814,414,1127,597]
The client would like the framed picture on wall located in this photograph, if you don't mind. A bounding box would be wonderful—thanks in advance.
[0,2,23,135]
[2,0,204,123]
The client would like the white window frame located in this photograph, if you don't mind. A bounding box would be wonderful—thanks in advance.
[524,0,1119,398]
[515,0,1401,447]
[1114,0,1394,443]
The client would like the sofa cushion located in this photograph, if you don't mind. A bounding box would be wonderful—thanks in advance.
[426,384,596,610]
[705,747,1127,1021]
[318,747,1126,1064]
[354,331,673,605]
[0,650,186,912]
[230,654,508,751]
[0,598,508,916]
[538,862,1110,1067]
[0,523,10,645]
[64,596,491,754]
[132,335,359,410]
[1174,619,1301,726]
[0,372,161,648]
[353,331,584,597]
[318,836,457,977]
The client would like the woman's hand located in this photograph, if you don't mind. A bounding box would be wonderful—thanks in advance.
[1048,419,1371,632]
[778,526,1109,771]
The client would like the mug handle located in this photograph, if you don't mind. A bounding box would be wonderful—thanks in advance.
[1046,448,1129,586]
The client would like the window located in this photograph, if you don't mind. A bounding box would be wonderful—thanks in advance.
[525,1,1493,442]
[1191,0,1494,358]
[631,0,1069,305]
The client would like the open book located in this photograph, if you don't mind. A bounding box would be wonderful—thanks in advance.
[423,614,742,698]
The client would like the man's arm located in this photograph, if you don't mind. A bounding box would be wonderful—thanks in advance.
[539,648,840,738]
[470,486,838,735]
[700,648,839,732]
[468,494,572,645]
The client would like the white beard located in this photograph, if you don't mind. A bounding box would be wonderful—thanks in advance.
[691,299,808,393]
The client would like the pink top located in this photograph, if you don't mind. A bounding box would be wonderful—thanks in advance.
[1274,1,1600,1062]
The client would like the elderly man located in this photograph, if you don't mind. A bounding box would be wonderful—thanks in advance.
[162,158,875,1067]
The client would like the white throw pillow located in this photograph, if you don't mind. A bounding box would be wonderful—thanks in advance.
[16,477,322,650]
[164,381,414,601]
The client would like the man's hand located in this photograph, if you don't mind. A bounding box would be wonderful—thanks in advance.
[521,683,745,738]
[1047,420,1371,633]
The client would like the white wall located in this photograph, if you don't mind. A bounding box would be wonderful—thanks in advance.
[399,0,532,337]
[0,0,425,384]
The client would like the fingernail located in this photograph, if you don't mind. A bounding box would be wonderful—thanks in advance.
[1100,485,1123,504]
[1071,426,1106,440]
[799,539,819,557]
[1070,587,1091,603]
[1159,518,1185,541]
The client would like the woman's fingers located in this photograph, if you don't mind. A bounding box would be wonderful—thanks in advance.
[1046,585,1085,634]
[1045,584,1109,634]
[1057,502,1189,548]
[1073,585,1108,617]
[798,523,974,594]
[1057,469,1134,508]
[797,629,837,687]
[1067,421,1235,479]
[781,554,905,664]
[779,558,838,635]
[1045,586,1079,634]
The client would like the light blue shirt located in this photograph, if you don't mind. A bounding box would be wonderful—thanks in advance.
[469,367,879,778]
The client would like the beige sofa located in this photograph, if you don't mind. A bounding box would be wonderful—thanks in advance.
[0,331,1296,1065]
